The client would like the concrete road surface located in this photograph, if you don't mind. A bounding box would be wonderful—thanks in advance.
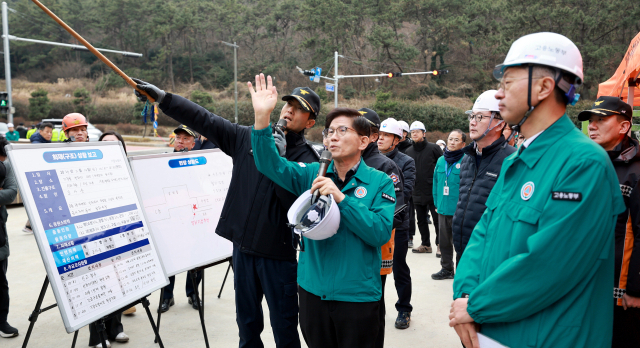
[2,205,461,348]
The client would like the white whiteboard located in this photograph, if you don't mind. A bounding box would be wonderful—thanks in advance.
[7,142,169,333]
[128,149,233,277]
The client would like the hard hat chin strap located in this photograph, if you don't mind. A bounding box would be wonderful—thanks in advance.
[474,112,504,142]
[506,65,535,147]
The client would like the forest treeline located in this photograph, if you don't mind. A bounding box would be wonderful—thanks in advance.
[3,0,640,101]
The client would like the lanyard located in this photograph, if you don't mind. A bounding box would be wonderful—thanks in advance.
[444,159,461,186]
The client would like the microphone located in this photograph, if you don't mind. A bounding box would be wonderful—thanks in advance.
[274,119,288,134]
[311,150,332,204]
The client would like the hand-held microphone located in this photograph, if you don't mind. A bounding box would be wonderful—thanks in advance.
[274,119,288,134]
[311,150,332,204]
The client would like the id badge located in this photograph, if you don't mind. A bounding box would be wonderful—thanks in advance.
[443,186,450,196]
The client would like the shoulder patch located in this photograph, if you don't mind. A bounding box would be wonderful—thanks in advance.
[552,192,582,202]
[389,173,400,184]
[297,162,306,168]
[382,192,395,203]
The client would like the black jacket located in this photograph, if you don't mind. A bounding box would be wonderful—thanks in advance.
[193,138,218,150]
[363,143,405,229]
[397,138,413,154]
[452,136,515,255]
[385,147,416,232]
[405,140,442,205]
[610,137,640,299]
[159,93,319,261]
[30,132,51,144]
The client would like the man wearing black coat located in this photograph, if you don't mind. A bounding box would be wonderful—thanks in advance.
[451,90,515,264]
[358,108,404,348]
[406,122,443,254]
[133,80,320,348]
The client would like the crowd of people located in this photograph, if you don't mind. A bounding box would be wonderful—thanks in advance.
[0,30,638,348]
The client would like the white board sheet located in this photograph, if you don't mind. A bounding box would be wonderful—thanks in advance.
[128,149,233,277]
[7,142,169,333]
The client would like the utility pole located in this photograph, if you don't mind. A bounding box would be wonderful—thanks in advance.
[299,52,445,108]
[221,41,239,124]
[334,51,338,108]
[2,2,13,124]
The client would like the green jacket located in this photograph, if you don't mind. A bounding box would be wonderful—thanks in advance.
[252,126,395,302]
[5,130,19,141]
[453,115,625,348]
[432,155,463,216]
[0,159,18,261]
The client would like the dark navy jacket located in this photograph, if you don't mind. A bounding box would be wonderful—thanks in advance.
[451,136,515,256]
[385,147,415,232]
[363,143,405,229]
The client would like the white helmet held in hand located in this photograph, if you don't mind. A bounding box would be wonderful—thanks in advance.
[466,90,501,114]
[410,121,426,132]
[380,118,403,138]
[287,190,340,241]
[398,121,410,134]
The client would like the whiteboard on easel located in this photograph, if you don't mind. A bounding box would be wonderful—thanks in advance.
[6,142,169,333]
[128,149,233,277]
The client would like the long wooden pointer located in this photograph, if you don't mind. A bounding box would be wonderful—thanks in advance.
[30,0,156,102]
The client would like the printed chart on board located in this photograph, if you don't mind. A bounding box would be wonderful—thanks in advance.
[7,142,168,332]
[129,149,233,277]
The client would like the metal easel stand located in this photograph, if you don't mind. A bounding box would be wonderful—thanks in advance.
[153,256,232,348]
[21,276,79,348]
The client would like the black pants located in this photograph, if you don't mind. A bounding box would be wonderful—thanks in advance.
[439,214,455,272]
[393,228,412,313]
[613,304,640,347]
[299,286,379,348]
[163,270,203,299]
[88,314,123,346]
[232,245,300,348]
[408,198,416,238]
[374,275,387,348]
[0,259,8,325]
[415,200,439,247]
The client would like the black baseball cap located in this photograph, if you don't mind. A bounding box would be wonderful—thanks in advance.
[282,87,321,118]
[577,96,633,121]
[173,124,198,137]
[358,108,380,128]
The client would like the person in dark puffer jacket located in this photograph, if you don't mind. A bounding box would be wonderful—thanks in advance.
[451,90,515,264]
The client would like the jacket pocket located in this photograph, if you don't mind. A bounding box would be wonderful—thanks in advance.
[505,203,541,256]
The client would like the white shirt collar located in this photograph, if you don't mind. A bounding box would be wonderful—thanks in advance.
[523,130,544,148]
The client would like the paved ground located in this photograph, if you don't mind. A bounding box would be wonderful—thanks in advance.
[2,204,461,348]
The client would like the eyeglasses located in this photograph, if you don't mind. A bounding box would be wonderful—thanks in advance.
[467,113,493,122]
[322,125,357,138]
[498,76,543,92]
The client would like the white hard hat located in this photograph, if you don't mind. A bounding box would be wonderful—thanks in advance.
[493,32,583,84]
[410,121,426,131]
[466,90,501,114]
[6,123,13,128]
[380,118,403,138]
[397,121,410,133]
[436,140,446,146]
[287,190,340,241]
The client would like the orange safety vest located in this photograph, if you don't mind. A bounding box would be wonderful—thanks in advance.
[381,229,395,275]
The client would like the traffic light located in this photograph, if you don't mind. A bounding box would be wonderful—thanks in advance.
[432,69,449,76]
[388,72,402,78]
[0,92,8,115]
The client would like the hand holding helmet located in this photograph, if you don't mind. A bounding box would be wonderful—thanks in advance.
[310,176,345,203]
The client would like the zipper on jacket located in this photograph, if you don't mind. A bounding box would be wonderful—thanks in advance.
[457,162,478,249]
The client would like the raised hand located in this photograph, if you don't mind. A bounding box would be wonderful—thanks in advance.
[248,73,278,130]
[132,78,166,104]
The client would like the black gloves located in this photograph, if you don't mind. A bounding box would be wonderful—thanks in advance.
[132,78,166,104]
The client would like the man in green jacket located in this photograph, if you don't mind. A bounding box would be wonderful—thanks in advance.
[431,129,465,280]
[4,124,18,142]
[449,32,625,348]
[249,74,395,348]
